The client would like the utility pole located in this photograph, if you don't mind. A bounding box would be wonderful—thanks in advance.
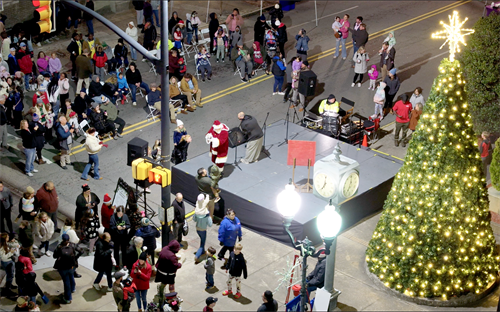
[160,0,171,248]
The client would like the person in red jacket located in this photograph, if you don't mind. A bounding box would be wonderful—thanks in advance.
[16,42,33,92]
[131,252,152,311]
[35,181,59,231]
[168,49,180,80]
[93,46,108,81]
[479,131,492,177]
[392,94,413,147]
[101,193,115,233]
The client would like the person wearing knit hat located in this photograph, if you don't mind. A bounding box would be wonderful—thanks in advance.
[134,215,160,265]
[172,120,191,164]
[101,193,114,232]
[131,249,153,311]
[193,193,213,262]
[205,120,229,169]
[383,65,400,114]
[254,13,271,46]
[304,248,327,296]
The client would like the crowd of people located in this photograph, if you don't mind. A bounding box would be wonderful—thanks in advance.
[0,1,453,311]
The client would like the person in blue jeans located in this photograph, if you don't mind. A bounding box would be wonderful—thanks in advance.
[53,234,83,304]
[194,194,213,262]
[333,14,350,59]
[81,128,104,181]
[204,246,216,290]
[151,0,160,27]
[20,120,37,177]
[84,0,95,35]
[125,63,150,106]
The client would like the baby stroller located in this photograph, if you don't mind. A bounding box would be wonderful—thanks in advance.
[265,30,277,59]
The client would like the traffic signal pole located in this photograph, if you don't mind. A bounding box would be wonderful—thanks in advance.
[160,0,172,248]
[63,0,171,247]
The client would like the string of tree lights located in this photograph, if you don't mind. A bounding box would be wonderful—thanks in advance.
[365,12,499,299]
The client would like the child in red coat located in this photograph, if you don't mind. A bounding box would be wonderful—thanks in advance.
[130,252,152,311]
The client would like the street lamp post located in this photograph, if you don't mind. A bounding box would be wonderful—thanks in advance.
[277,179,315,312]
[317,200,342,311]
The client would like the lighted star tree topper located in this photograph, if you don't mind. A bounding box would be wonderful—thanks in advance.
[431,11,474,62]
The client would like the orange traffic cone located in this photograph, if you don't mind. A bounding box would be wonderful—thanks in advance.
[362,133,369,147]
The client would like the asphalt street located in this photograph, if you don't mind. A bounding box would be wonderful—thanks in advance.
[0,1,496,311]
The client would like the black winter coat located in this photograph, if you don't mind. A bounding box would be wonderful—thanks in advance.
[277,25,288,43]
[132,0,144,11]
[225,251,247,278]
[239,115,263,141]
[208,13,219,37]
[94,238,113,272]
[254,18,270,44]
[29,121,46,149]
[306,258,326,288]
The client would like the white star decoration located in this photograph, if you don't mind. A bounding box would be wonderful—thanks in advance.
[431,11,474,62]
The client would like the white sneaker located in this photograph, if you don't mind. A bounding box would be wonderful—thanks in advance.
[278,92,285,95]
[351,83,355,87]
[32,169,39,173]
[132,102,137,106]
[45,250,52,257]
[27,172,33,177]
[368,87,372,90]
[107,287,113,292]
[357,83,361,87]
[142,58,147,62]
[273,92,276,95]
[93,284,100,291]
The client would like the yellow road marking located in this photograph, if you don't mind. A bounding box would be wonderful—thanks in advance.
[70,1,470,155]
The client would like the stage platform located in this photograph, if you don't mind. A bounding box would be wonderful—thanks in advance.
[172,121,403,244]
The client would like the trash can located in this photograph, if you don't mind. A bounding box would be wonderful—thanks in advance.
[280,1,296,11]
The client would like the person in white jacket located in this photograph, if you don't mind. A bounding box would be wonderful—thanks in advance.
[81,128,104,181]
[36,212,54,257]
[59,218,80,244]
[125,21,139,61]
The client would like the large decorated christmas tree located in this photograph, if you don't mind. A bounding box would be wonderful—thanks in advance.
[366,11,499,299]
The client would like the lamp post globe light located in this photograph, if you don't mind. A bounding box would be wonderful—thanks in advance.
[316,200,342,311]
[277,179,302,223]
[278,179,314,312]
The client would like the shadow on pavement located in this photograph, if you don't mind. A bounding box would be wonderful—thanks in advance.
[42,270,61,282]
[83,287,107,302]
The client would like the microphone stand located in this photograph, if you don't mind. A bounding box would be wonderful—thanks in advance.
[278,105,290,147]
[227,133,242,171]
[261,112,271,158]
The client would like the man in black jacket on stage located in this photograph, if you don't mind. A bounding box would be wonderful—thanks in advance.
[238,112,263,164]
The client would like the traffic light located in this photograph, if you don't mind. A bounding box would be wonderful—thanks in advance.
[148,167,172,187]
[32,0,53,34]
[131,158,153,180]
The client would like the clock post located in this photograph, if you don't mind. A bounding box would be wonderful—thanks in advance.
[313,143,360,205]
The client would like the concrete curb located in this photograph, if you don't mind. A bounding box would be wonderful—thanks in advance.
[364,260,499,307]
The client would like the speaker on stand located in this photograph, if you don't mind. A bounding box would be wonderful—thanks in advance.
[127,137,149,166]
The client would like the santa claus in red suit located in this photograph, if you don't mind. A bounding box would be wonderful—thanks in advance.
[205,120,229,169]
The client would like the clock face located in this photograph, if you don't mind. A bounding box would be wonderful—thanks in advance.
[341,171,359,198]
[314,173,336,198]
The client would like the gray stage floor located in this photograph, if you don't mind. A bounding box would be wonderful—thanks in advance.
[176,121,403,224]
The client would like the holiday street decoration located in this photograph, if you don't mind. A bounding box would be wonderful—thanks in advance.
[431,11,474,62]
[366,12,499,299]
[274,256,303,293]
